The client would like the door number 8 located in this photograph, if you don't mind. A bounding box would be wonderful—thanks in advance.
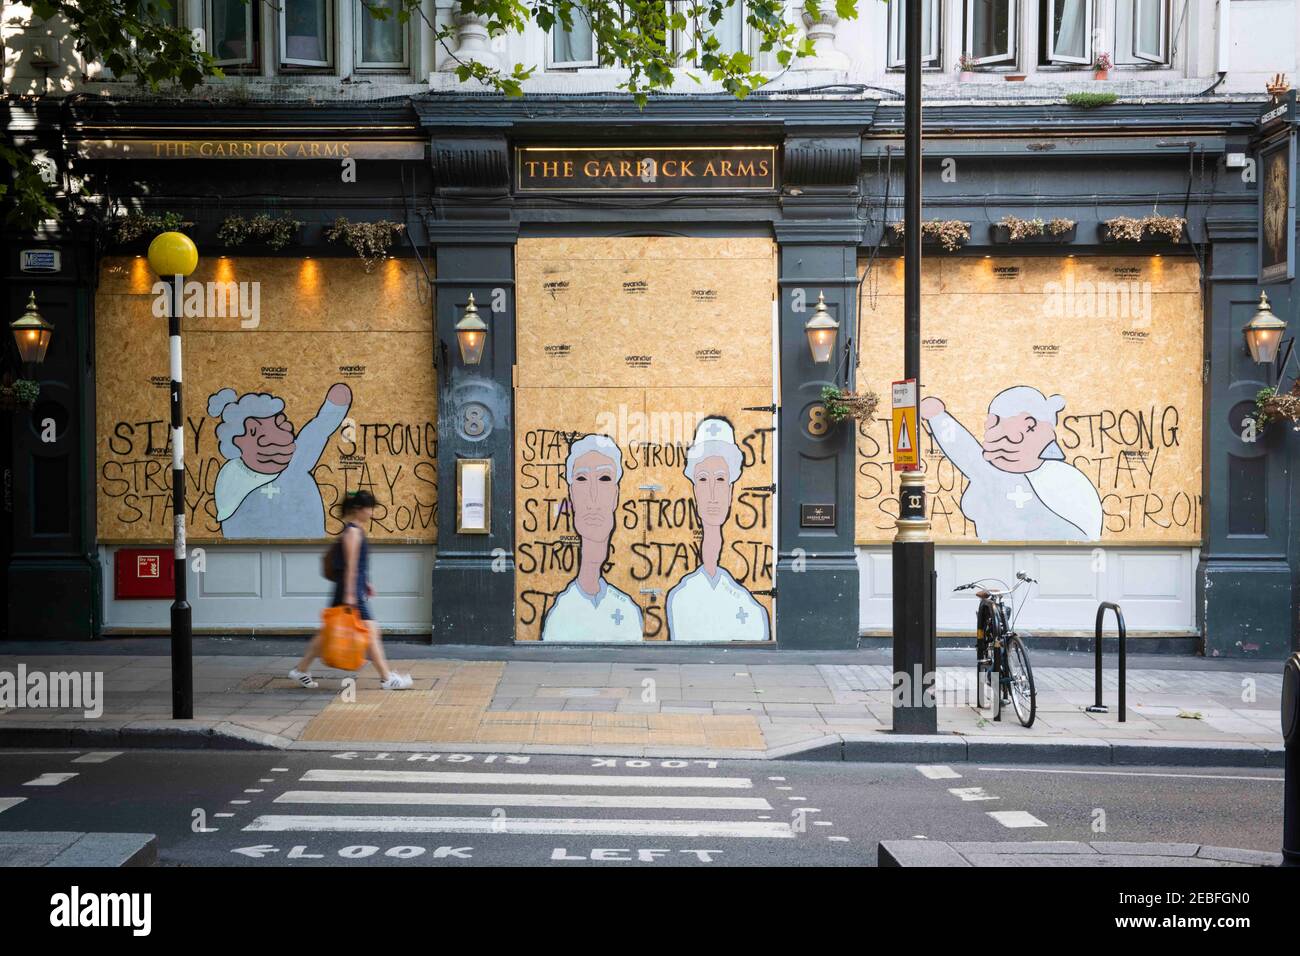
[806,403,829,436]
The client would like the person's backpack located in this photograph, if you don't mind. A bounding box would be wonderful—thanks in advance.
[321,537,343,583]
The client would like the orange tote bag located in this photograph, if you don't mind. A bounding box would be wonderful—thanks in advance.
[321,605,370,671]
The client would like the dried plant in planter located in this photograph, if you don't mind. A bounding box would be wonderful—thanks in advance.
[890,219,971,252]
[1104,216,1145,241]
[1000,215,1046,240]
[1255,384,1300,432]
[1143,214,1186,242]
[821,385,880,424]
[1047,217,1076,235]
[324,218,407,271]
[217,214,304,251]
[111,211,193,245]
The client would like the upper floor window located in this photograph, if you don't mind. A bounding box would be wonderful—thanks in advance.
[550,7,598,68]
[281,0,333,68]
[887,0,941,69]
[965,0,1017,65]
[357,0,408,69]
[680,0,749,58]
[1116,0,1168,64]
[207,0,259,68]
[145,0,179,27]
[1040,0,1091,65]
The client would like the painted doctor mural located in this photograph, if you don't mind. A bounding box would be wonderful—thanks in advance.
[920,385,1103,541]
[541,434,644,642]
[666,417,770,642]
[208,383,352,538]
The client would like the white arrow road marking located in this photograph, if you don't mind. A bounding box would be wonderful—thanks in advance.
[275,791,772,811]
[72,752,122,764]
[948,787,999,801]
[301,770,753,789]
[232,844,280,859]
[24,773,77,786]
[245,815,796,839]
[0,797,27,814]
[988,810,1047,828]
[917,765,962,780]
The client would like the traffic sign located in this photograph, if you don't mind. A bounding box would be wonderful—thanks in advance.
[891,379,919,471]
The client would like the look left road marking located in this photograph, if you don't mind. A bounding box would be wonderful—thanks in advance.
[24,773,77,786]
[0,797,26,814]
[988,810,1047,828]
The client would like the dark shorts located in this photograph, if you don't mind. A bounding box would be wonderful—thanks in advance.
[355,601,373,622]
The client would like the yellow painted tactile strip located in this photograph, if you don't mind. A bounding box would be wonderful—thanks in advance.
[299,659,764,748]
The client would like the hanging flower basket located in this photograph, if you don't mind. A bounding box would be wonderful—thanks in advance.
[1099,214,1187,243]
[990,216,1077,244]
[1254,384,1300,433]
[324,218,407,271]
[821,385,880,425]
[0,379,40,411]
[888,219,972,252]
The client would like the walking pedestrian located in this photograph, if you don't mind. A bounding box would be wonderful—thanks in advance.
[290,490,413,690]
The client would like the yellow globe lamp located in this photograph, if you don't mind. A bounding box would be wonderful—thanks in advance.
[146,231,199,278]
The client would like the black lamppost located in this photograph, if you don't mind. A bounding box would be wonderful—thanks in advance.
[892,0,938,734]
[146,231,199,720]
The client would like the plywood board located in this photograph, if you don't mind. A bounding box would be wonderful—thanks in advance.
[514,236,776,643]
[855,255,1203,545]
[96,256,437,543]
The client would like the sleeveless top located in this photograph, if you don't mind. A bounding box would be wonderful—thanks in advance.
[330,522,369,609]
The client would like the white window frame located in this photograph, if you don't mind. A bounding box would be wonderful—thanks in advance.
[676,0,753,63]
[279,0,335,69]
[888,0,942,69]
[964,0,1018,65]
[206,0,256,67]
[1131,0,1168,63]
[354,0,408,70]
[547,6,600,69]
[1041,0,1092,64]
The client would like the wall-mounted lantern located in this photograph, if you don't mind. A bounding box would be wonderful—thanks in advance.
[804,290,839,364]
[11,291,54,366]
[1243,291,1288,365]
[455,293,489,365]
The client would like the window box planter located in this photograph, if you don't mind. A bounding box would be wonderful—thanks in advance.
[1098,215,1187,244]
[990,218,1077,244]
[886,220,972,252]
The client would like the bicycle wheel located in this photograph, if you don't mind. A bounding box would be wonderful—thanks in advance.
[1004,635,1037,728]
[975,606,993,710]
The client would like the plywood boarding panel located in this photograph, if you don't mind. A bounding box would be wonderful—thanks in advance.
[514,236,776,642]
[515,236,775,388]
[96,256,437,543]
[854,256,1203,545]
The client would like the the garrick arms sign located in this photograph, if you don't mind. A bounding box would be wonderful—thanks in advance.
[516,145,778,192]
[77,139,425,160]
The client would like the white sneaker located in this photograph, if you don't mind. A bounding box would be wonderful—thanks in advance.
[381,672,413,690]
[289,668,319,689]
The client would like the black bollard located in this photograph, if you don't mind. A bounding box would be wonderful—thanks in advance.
[1283,652,1300,866]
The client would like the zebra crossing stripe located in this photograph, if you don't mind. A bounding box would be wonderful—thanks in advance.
[275,790,772,811]
[245,815,795,838]
[24,773,77,787]
[988,810,1047,828]
[0,797,26,814]
[72,752,122,764]
[300,769,753,789]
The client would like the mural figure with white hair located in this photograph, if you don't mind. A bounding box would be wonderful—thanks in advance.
[666,416,770,641]
[920,385,1103,541]
[541,433,643,642]
[208,383,352,538]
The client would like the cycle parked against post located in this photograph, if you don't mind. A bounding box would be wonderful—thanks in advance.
[953,572,1038,728]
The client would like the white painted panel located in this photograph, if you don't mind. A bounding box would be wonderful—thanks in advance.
[869,552,892,596]
[197,549,264,598]
[368,550,426,597]
[1117,552,1182,598]
[102,545,435,633]
[858,546,1197,635]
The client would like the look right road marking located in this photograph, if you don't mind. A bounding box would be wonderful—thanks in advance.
[988,810,1047,828]
[301,769,754,789]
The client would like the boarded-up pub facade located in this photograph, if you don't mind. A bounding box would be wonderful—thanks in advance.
[4,91,1298,658]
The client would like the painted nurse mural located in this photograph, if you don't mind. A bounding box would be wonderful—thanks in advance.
[666,416,770,642]
[208,383,352,538]
[920,385,1103,542]
[541,434,644,642]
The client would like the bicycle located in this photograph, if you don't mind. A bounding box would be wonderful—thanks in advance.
[953,571,1038,728]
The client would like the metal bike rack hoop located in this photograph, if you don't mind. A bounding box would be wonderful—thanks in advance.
[1086,602,1127,722]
